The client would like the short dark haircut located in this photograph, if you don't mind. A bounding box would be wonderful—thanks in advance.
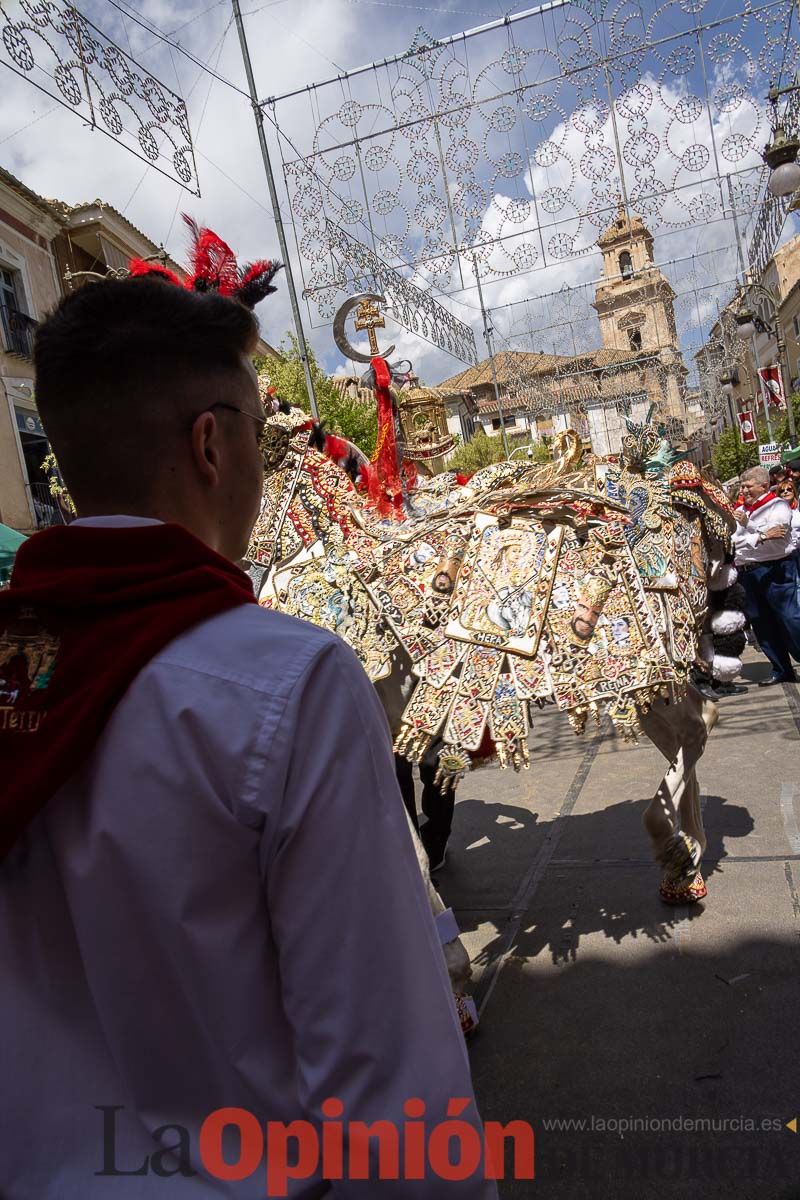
[34,276,259,508]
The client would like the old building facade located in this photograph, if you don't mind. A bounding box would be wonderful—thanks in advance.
[696,232,800,428]
[0,168,279,534]
[436,211,689,457]
[0,169,63,534]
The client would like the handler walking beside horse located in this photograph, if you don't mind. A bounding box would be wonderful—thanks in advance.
[733,466,800,687]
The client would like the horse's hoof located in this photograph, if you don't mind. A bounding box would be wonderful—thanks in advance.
[701,698,720,734]
[658,830,702,886]
[660,871,707,905]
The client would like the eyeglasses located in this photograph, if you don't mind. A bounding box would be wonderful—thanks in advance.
[189,402,276,462]
[195,401,270,457]
[208,402,267,436]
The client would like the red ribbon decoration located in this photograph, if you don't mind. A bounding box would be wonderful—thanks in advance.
[366,356,405,519]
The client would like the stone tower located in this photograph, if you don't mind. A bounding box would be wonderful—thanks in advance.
[592,208,686,425]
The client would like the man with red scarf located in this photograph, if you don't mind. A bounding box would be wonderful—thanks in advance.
[733,465,800,686]
[0,276,494,1196]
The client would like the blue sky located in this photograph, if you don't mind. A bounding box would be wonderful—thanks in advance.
[1,0,798,387]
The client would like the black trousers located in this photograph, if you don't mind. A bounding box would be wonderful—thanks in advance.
[394,747,454,854]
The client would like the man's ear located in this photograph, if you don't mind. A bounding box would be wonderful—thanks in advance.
[191,412,221,485]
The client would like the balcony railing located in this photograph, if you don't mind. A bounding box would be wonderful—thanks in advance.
[29,481,69,530]
[0,302,38,360]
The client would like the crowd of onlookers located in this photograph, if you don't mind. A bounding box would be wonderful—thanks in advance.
[720,449,800,689]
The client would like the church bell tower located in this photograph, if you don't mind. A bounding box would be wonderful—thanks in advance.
[592,208,685,422]
[593,208,679,355]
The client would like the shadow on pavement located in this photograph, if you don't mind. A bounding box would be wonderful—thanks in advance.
[435,655,800,1198]
[443,793,755,968]
[467,933,800,1199]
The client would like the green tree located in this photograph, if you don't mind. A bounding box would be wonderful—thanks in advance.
[446,429,550,473]
[711,422,762,481]
[711,393,800,481]
[775,392,800,448]
[529,440,553,465]
[255,335,378,457]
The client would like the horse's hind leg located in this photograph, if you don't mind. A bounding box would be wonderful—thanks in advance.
[638,689,717,901]
[678,765,705,855]
[676,688,717,861]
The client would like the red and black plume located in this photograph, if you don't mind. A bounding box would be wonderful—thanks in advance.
[128,258,182,287]
[236,259,283,308]
[182,213,240,296]
[126,214,282,311]
[181,214,283,308]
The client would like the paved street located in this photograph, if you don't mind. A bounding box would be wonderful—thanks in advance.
[435,651,800,1198]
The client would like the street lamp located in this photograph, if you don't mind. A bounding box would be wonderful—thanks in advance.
[763,84,800,197]
[764,126,800,197]
[716,366,739,429]
[718,368,738,395]
[734,310,757,340]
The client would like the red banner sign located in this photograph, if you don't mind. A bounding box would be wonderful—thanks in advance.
[758,365,786,409]
[737,410,757,443]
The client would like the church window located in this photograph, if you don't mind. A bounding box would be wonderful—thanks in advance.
[628,328,642,352]
[619,251,633,279]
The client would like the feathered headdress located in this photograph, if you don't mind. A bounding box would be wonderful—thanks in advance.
[128,213,283,311]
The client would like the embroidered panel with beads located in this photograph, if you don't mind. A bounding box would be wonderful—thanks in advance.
[269,548,395,680]
[446,514,562,657]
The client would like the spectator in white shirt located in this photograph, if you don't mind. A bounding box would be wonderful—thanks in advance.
[0,275,497,1197]
[733,466,800,686]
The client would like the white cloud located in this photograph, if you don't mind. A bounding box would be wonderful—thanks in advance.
[2,0,792,405]
[0,0,448,366]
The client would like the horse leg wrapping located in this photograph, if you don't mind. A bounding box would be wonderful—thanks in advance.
[639,689,714,879]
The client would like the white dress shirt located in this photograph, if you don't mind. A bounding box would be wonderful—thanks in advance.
[732,494,794,566]
[790,507,800,551]
[0,518,495,1198]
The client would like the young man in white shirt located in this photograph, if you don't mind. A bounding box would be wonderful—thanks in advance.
[0,274,497,1196]
[733,465,800,686]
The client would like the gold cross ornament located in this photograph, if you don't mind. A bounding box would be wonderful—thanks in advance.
[354,297,386,356]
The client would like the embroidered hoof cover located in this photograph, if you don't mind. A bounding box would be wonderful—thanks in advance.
[657,830,702,887]
[659,871,708,905]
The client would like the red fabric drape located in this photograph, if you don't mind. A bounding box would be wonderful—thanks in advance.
[366,356,405,519]
[0,524,255,860]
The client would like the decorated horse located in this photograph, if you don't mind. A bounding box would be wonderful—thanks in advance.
[250,301,737,908]
[63,223,734,914]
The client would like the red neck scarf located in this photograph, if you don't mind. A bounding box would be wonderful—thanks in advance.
[0,523,255,860]
[742,489,777,515]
